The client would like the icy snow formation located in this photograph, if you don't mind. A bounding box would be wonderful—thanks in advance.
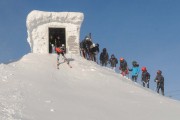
[26,10,84,54]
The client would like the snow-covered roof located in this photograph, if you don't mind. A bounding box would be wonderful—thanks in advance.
[27,10,84,30]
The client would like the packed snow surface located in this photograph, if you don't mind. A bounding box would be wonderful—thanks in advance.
[0,53,180,120]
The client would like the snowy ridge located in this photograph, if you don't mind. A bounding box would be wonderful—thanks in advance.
[0,53,180,120]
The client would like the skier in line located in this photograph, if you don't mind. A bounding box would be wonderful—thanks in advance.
[79,36,92,60]
[119,57,129,77]
[141,67,150,88]
[89,43,99,62]
[154,70,164,96]
[109,54,118,71]
[80,39,86,58]
[84,36,93,60]
[55,44,71,69]
[94,43,100,63]
[100,48,109,66]
[129,61,140,82]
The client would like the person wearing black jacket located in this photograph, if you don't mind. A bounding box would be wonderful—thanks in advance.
[154,70,164,96]
[100,48,109,66]
[109,54,118,70]
[141,67,150,88]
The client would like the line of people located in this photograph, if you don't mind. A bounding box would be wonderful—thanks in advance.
[99,48,164,96]
[80,35,164,96]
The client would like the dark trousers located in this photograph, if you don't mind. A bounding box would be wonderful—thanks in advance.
[157,84,164,96]
[101,61,107,66]
[143,81,149,88]
[132,75,138,82]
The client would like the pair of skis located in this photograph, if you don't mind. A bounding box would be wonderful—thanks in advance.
[57,56,72,69]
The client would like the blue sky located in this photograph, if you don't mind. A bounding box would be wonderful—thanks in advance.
[0,0,180,100]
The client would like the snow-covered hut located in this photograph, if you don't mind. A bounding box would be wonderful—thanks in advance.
[26,10,84,54]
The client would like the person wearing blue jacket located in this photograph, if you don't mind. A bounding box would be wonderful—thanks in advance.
[129,61,140,82]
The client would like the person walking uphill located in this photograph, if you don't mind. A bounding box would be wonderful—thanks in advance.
[119,58,128,77]
[109,54,118,71]
[141,67,150,88]
[100,48,109,66]
[154,70,164,96]
[129,61,140,82]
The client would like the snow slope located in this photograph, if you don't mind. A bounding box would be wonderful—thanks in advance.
[0,53,180,120]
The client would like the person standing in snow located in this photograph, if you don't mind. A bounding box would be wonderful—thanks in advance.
[89,43,100,63]
[119,57,129,76]
[84,36,93,60]
[129,61,140,82]
[80,39,86,58]
[100,48,109,66]
[55,44,70,69]
[154,70,164,96]
[49,35,55,53]
[95,43,100,63]
[109,54,118,70]
[141,67,150,88]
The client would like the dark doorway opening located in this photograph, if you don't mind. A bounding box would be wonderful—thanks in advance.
[49,28,66,53]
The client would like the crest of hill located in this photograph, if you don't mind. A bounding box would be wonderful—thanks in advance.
[0,53,180,120]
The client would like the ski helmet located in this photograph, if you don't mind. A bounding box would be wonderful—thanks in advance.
[157,70,162,74]
[132,61,137,66]
[103,48,106,52]
[141,67,147,72]
[96,43,99,47]
[120,57,124,62]
[111,54,115,58]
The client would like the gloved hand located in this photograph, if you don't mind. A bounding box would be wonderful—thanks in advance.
[154,79,158,82]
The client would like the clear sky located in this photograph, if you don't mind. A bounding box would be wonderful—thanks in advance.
[0,0,180,100]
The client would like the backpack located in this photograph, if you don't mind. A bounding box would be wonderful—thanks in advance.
[55,47,63,53]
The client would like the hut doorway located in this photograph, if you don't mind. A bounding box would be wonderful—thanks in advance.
[49,28,66,53]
